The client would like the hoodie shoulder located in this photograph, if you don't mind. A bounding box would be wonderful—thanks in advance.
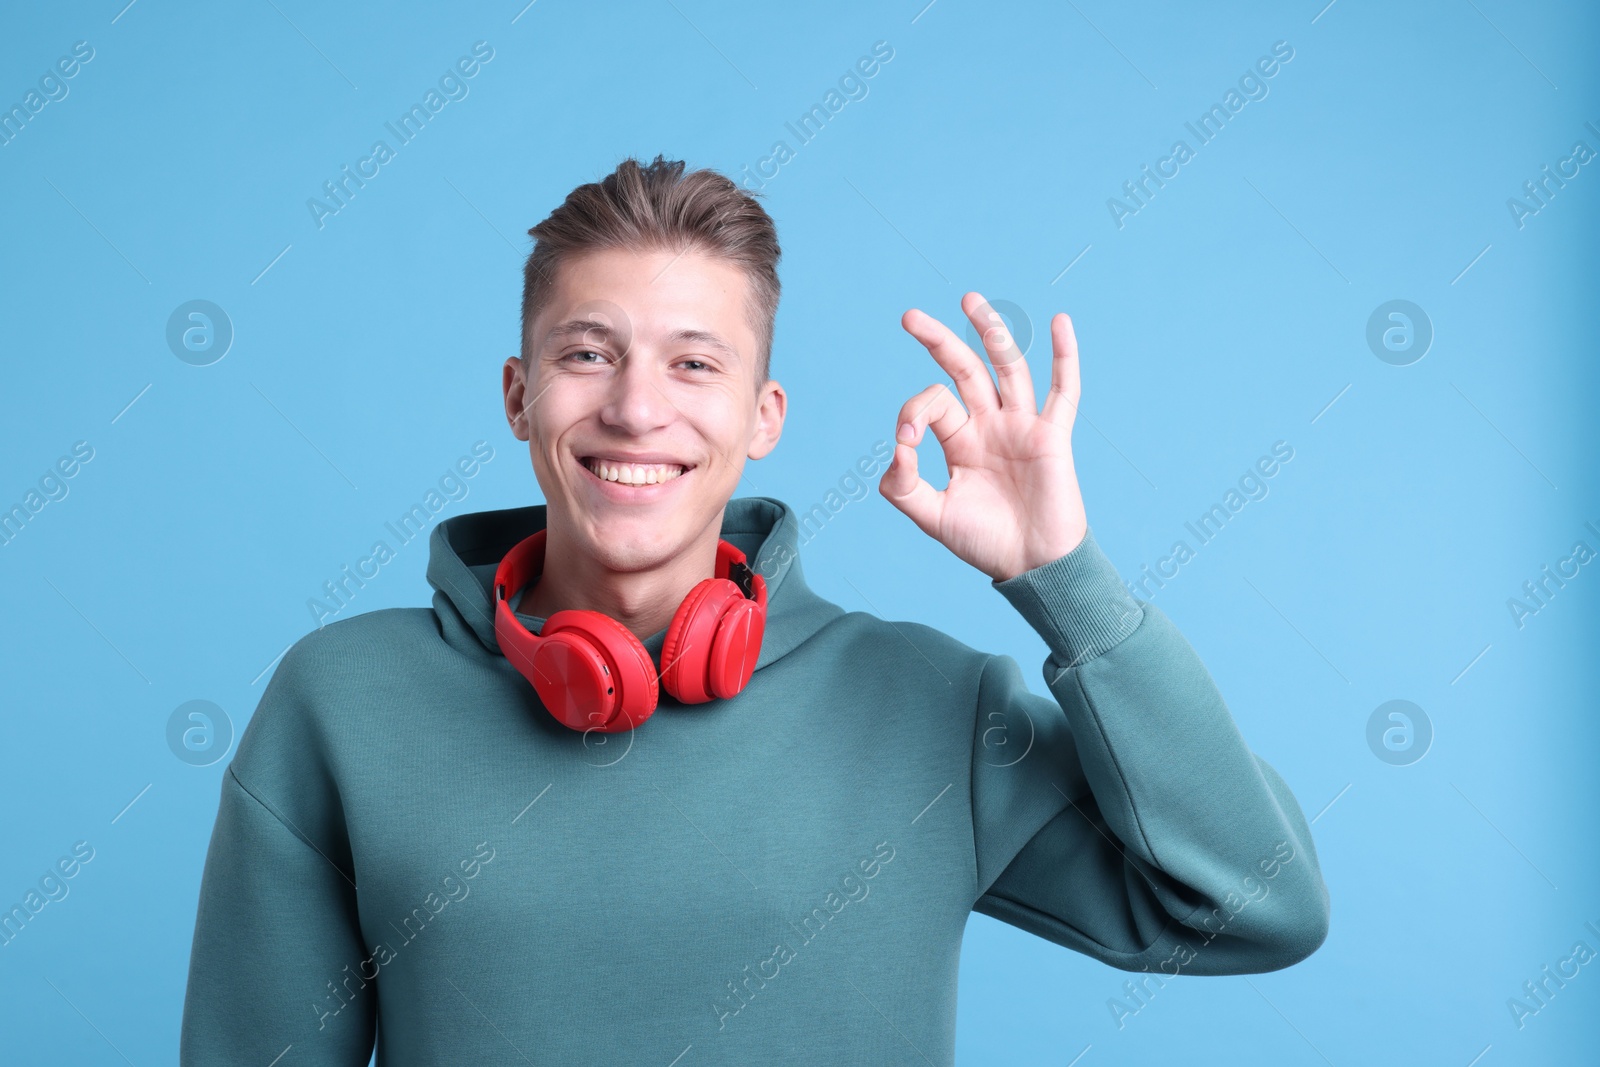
[267,607,444,687]
[219,613,442,876]
[237,608,442,764]
[821,609,992,695]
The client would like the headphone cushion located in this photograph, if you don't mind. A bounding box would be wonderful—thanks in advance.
[661,578,743,704]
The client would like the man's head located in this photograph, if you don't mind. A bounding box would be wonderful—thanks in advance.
[502,155,787,577]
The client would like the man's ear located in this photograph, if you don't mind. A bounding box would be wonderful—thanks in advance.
[502,357,532,442]
[747,378,787,461]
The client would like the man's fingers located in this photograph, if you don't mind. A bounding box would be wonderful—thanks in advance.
[1040,312,1083,428]
[902,307,999,416]
[883,383,960,540]
[962,292,1036,414]
[895,382,969,450]
[878,440,943,539]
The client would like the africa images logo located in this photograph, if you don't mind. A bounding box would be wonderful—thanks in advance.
[712,841,896,1031]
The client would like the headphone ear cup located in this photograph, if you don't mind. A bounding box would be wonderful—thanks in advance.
[533,610,659,732]
[661,579,743,704]
[707,597,764,699]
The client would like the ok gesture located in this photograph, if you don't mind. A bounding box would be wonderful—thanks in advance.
[879,292,1090,583]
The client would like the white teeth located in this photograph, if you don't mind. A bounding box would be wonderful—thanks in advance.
[583,458,687,486]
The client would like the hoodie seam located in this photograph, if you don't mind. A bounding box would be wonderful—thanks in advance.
[1067,663,1163,870]
[968,653,993,899]
[226,765,358,888]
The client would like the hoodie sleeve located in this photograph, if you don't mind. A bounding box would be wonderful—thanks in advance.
[969,527,1330,976]
[180,641,376,1065]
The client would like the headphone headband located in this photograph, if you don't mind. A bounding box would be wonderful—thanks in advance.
[492,526,770,732]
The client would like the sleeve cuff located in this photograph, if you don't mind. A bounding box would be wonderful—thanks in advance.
[990,526,1144,669]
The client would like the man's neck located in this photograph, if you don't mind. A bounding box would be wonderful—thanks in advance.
[515,518,723,642]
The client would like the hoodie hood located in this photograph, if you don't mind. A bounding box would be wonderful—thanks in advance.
[424,495,845,671]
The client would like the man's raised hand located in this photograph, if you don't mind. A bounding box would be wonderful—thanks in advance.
[878,292,1090,583]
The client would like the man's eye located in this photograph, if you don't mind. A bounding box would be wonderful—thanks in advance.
[680,359,711,372]
[566,349,606,364]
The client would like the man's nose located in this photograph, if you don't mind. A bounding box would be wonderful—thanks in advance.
[599,354,674,434]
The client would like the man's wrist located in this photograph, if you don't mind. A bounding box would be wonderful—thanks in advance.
[990,526,1143,668]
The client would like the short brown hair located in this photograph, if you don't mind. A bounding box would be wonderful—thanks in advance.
[520,155,781,388]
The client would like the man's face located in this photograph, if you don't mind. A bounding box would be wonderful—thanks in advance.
[502,246,786,574]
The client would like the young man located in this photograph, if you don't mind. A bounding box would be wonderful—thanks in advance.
[181,156,1329,1064]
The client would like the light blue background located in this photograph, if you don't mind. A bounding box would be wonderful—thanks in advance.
[2,0,1596,1063]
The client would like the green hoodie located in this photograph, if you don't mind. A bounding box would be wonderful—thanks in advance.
[180,495,1328,1065]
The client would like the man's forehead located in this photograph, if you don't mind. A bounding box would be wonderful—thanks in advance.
[551,247,750,320]
[553,249,746,309]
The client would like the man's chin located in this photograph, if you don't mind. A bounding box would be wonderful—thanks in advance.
[576,532,689,575]
[564,508,691,566]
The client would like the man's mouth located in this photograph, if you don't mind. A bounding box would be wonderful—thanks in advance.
[579,455,692,487]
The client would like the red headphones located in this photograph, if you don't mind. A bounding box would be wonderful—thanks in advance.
[493,528,768,733]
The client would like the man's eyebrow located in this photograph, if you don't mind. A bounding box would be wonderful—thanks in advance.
[543,318,617,349]
[666,327,740,360]
[542,319,740,361]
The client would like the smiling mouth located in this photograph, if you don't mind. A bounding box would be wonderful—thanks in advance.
[579,456,692,487]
